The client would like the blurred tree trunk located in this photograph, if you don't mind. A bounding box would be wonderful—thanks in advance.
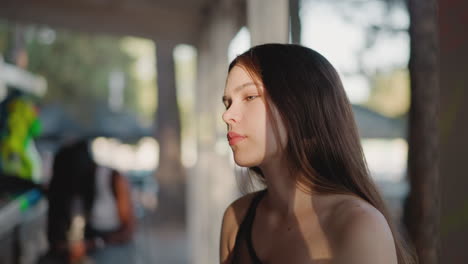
[289,0,301,44]
[155,41,186,224]
[404,0,439,263]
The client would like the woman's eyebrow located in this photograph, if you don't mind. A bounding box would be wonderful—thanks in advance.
[222,82,258,102]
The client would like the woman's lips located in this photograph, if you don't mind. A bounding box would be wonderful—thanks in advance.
[227,132,246,146]
[229,136,246,146]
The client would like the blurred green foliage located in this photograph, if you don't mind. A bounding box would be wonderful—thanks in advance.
[366,69,410,118]
[0,20,138,114]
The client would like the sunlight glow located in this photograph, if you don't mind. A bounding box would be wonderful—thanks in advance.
[91,137,159,171]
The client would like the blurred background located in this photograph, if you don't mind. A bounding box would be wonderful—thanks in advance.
[0,0,460,263]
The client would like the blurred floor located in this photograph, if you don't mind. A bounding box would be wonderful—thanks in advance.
[88,212,187,264]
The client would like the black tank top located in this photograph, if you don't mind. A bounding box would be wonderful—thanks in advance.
[231,190,267,264]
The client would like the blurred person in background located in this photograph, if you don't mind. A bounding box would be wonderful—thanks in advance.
[41,139,134,264]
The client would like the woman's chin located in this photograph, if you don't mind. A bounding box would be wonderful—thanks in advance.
[233,155,261,168]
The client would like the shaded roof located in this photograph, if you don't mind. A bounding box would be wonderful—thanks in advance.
[352,105,406,139]
[39,102,151,142]
[0,0,244,44]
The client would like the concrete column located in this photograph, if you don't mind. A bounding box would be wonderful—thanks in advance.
[189,3,242,264]
[247,0,290,45]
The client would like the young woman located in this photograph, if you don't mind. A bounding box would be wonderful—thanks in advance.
[220,44,416,264]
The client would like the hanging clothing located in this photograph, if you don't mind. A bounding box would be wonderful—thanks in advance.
[89,166,121,232]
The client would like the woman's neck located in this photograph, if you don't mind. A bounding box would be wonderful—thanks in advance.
[259,159,317,218]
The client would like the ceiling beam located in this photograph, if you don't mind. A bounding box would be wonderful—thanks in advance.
[0,0,202,44]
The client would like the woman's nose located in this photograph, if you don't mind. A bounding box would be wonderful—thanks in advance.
[222,106,240,126]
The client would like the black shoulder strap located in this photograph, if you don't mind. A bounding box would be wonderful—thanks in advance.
[232,190,267,264]
[245,190,266,263]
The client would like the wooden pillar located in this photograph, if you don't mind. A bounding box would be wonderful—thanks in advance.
[154,40,186,224]
[403,0,439,263]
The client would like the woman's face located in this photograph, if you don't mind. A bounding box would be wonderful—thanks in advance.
[222,65,287,167]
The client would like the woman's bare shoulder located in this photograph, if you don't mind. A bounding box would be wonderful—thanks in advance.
[222,190,264,233]
[220,190,264,261]
[327,197,397,264]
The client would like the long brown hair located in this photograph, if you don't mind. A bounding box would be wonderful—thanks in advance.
[228,44,417,264]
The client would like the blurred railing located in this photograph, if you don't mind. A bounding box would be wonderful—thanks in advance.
[0,55,47,98]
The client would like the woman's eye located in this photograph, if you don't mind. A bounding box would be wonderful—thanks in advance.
[246,96,258,101]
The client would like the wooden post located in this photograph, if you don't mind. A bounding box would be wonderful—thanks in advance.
[404,0,439,263]
[154,40,186,224]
